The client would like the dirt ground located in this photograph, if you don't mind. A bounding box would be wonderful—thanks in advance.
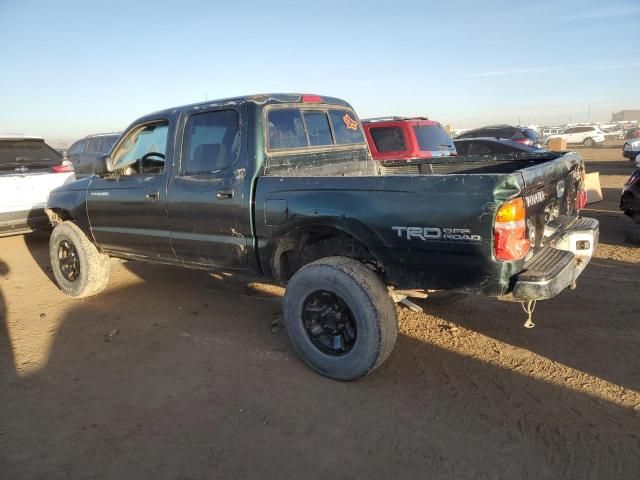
[1,145,639,479]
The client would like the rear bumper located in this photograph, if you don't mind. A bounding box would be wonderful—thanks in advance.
[510,217,599,301]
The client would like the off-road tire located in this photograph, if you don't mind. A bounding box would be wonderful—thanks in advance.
[49,221,111,298]
[283,256,398,380]
[583,137,595,147]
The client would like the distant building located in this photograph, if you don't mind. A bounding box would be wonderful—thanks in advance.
[611,110,640,122]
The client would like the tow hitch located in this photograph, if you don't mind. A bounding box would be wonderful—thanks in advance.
[521,299,536,328]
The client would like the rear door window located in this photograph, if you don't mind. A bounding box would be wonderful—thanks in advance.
[413,125,454,152]
[99,136,118,153]
[67,140,86,156]
[369,127,407,153]
[86,138,100,154]
[182,109,239,174]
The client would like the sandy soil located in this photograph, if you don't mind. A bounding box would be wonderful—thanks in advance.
[1,146,639,479]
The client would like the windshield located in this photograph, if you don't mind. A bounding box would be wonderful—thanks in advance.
[413,125,455,152]
[0,139,62,172]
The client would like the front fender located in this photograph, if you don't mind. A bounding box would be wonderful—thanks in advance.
[46,178,91,236]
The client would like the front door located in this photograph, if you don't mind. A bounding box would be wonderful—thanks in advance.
[87,119,174,258]
[167,107,248,269]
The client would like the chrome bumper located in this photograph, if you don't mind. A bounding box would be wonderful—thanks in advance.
[511,217,599,301]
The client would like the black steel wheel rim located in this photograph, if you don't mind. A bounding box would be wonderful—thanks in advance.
[58,240,80,282]
[301,290,357,356]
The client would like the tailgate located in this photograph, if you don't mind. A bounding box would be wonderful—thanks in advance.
[517,152,585,249]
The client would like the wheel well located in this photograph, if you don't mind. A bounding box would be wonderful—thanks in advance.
[45,208,73,225]
[272,226,381,283]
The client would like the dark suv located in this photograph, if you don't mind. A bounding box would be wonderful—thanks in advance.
[66,132,120,177]
[456,125,541,148]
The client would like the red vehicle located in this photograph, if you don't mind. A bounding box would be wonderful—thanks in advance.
[362,117,456,162]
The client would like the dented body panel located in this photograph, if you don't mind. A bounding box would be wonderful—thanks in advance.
[47,94,595,300]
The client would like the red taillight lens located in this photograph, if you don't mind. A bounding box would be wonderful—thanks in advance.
[51,160,74,173]
[301,94,322,103]
[494,198,530,261]
[576,190,587,210]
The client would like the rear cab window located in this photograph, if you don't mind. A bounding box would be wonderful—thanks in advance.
[413,124,454,152]
[267,107,365,151]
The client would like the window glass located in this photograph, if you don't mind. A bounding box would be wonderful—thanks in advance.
[112,122,168,175]
[0,139,61,169]
[182,110,239,175]
[68,140,86,156]
[268,109,307,149]
[564,128,577,134]
[303,111,332,146]
[468,143,491,155]
[99,136,118,153]
[328,110,365,144]
[413,125,454,152]
[86,138,100,154]
[370,127,407,153]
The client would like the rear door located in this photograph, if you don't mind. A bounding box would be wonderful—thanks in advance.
[87,120,174,257]
[167,106,248,268]
[67,139,87,171]
[77,137,101,176]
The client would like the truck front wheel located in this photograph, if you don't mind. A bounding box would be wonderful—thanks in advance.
[49,221,111,298]
[283,256,398,380]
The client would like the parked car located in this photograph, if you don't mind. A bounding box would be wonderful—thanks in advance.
[546,126,605,147]
[362,117,456,161]
[46,93,597,380]
[620,156,640,223]
[0,135,75,237]
[625,128,640,140]
[454,137,546,156]
[623,139,640,161]
[601,126,625,140]
[67,132,120,177]
[455,125,541,148]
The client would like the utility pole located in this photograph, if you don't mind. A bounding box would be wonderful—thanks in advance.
[587,103,591,123]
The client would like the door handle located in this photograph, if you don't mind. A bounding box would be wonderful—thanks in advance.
[146,192,160,200]
[216,189,234,199]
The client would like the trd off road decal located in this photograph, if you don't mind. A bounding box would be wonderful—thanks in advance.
[342,113,358,130]
[392,226,482,242]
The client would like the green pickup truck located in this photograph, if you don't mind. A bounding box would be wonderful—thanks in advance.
[46,93,598,380]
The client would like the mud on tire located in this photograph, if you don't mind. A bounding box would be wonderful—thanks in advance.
[283,256,398,381]
[49,221,111,298]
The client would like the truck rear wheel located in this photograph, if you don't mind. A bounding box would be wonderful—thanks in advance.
[49,221,111,298]
[583,137,595,147]
[283,256,398,380]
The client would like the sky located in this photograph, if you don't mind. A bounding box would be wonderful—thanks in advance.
[0,0,638,143]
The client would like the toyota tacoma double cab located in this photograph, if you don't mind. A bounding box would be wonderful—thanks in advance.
[46,93,598,380]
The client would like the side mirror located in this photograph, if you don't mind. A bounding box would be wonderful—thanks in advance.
[94,154,111,176]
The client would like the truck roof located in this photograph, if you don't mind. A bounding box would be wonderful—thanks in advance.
[145,93,352,118]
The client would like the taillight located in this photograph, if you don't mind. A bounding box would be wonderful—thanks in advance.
[576,190,587,210]
[51,160,74,173]
[494,198,530,261]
